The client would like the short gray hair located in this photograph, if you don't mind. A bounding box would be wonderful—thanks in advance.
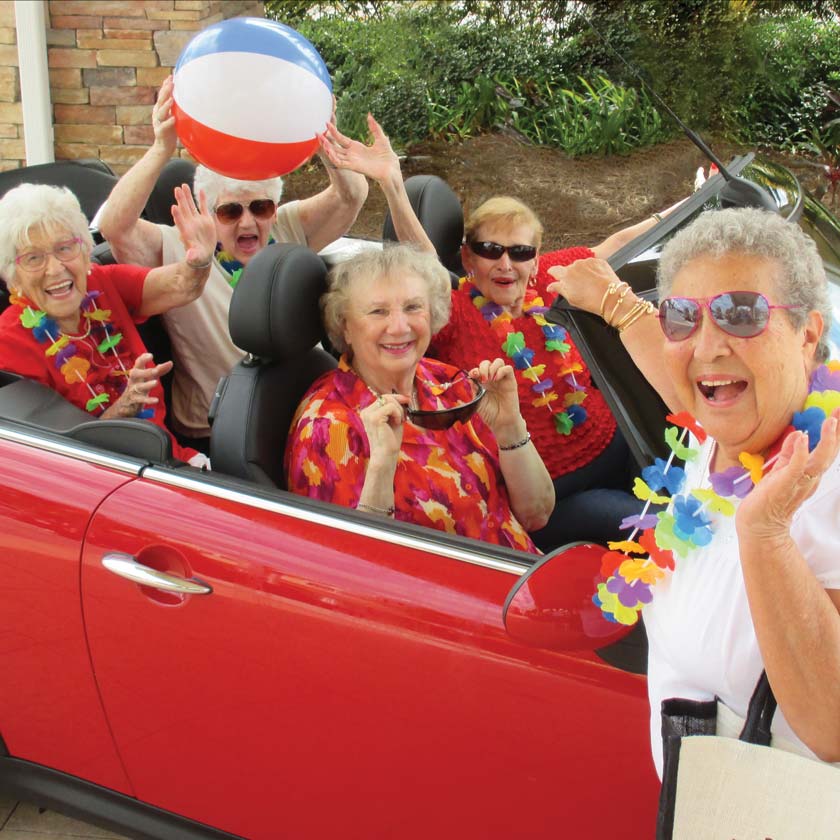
[193,164,284,210]
[0,183,94,287]
[322,244,452,353]
[658,208,832,362]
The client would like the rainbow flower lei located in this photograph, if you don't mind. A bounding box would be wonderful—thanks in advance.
[595,360,840,625]
[11,290,152,418]
[465,278,588,436]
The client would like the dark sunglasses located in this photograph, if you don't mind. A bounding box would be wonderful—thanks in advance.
[467,240,537,263]
[658,291,803,342]
[214,198,277,224]
[407,371,486,430]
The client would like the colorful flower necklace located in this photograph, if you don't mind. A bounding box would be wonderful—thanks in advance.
[595,361,840,625]
[216,236,275,288]
[11,290,151,418]
[464,277,588,437]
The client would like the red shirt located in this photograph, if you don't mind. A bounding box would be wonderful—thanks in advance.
[0,263,196,463]
[430,247,616,479]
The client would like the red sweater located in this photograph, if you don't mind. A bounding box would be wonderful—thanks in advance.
[430,247,616,479]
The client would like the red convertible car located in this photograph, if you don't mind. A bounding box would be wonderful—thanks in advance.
[0,154,838,840]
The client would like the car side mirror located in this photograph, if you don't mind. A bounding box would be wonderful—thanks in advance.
[503,543,632,651]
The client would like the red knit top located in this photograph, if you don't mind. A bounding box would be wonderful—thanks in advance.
[430,247,616,479]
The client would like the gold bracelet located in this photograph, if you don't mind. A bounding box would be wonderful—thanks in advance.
[499,432,531,451]
[357,502,395,517]
[607,285,631,326]
[615,299,657,333]
[599,280,628,320]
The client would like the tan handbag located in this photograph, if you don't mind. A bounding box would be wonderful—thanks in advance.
[657,672,840,840]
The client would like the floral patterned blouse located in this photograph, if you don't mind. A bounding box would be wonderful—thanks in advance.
[284,355,538,554]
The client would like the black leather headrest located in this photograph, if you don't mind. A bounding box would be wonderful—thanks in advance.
[229,243,328,360]
[0,160,117,224]
[144,158,197,226]
[383,174,464,273]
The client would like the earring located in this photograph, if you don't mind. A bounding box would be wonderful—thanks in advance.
[528,273,537,287]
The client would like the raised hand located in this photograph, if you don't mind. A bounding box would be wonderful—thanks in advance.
[102,352,173,419]
[318,113,400,184]
[470,358,523,435]
[737,410,840,540]
[151,75,178,157]
[360,392,408,464]
[171,184,215,269]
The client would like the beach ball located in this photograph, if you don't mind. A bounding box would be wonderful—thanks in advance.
[172,17,332,180]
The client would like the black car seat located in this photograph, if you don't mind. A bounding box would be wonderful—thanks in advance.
[208,243,336,488]
[0,159,117,225]
[143,158,198,226]
[382,174,465,280]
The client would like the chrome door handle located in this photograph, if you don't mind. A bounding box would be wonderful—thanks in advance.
[101,552,213,595]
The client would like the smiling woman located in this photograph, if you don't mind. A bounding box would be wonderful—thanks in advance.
[284,243,555,551]
[0,183,216,467]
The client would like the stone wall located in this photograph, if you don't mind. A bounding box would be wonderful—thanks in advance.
[1,0,265,173]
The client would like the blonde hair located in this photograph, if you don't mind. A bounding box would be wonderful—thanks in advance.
[464,196,543,250]
[322,244,452,353]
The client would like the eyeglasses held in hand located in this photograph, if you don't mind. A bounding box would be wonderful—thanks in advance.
[406,370,486,430]
[658,291,804,342]
[214,199,277,224]
[467,240,537,263]
[15,237,83,272]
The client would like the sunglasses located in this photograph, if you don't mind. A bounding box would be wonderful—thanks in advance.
[658,291,803,342]
[214,199,277,224]
[467,240,537,263]
[407,370,486,430]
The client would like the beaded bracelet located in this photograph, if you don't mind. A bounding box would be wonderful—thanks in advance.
[357,502,396,517]
[499,432,532,451]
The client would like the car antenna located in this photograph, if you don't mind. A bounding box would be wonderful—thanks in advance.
[580,14,779,213]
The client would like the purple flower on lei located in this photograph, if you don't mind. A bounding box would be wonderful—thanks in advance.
[606,574,653,607]
[810,365,840,393]
[708,465,752,498]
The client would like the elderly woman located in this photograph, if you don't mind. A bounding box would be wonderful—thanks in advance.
[0,182,216,467]
[553,207,840,774]
[98,76,368,450]
[285,245,554,553]
[319,115,678,550]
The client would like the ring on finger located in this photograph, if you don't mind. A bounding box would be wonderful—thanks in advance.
[803,471,818,482]
[378,395,385,406]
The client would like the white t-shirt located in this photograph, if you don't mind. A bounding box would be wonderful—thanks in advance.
[159,201,307,438]
[643,436,840,777]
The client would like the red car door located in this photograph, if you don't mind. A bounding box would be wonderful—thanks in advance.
[82,465,659,839]
[0,434,135,793]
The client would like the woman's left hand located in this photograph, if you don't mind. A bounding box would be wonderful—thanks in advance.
[318,113,400,184]
[737,410,840,540]
[470,358,523,436]
[171,184,215,269]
